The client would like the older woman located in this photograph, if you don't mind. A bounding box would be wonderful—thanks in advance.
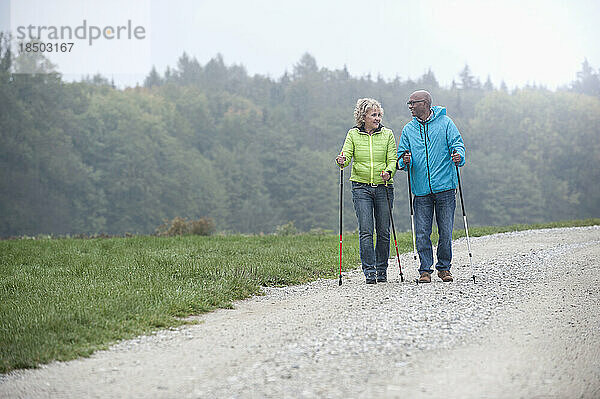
[336,98,397,284]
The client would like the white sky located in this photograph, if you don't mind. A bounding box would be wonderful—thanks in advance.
[2,0,599,89]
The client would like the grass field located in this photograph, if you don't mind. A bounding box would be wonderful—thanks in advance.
[1,219,598,373]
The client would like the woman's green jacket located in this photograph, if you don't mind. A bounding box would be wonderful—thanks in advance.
[338,125,397,185]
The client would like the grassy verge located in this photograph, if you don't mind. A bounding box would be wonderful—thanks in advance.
[1,219,598,373]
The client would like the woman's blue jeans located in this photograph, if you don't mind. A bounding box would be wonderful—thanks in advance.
[351,182,393,279]
[414,189,456,275]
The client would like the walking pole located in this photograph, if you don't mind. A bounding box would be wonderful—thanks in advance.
[453,151,475,283]
[338,153,344,286]
[382,171,404,282]
[406,165,420,281]
[401,151,420,284]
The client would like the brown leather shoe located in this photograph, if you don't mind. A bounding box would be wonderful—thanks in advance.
[418,272,431,283]
[438,270,453,282]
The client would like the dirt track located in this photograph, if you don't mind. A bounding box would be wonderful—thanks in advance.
[2,226,599,398]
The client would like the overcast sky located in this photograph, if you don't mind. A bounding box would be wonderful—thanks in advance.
[2,0,599,89]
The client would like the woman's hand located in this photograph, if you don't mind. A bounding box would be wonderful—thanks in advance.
[336,154,346,166]
[380,171,390,181]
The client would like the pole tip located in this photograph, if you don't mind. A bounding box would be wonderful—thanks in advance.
[472,275,476,284]
[339,276,342,286]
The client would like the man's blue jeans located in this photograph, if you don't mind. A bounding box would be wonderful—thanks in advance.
[414,189,456,275]
[351,182,393,279]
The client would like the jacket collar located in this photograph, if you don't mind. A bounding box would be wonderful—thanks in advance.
[355,123,384,134]
[416,109,433,124]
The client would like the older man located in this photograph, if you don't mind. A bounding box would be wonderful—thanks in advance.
[397,90,466,283]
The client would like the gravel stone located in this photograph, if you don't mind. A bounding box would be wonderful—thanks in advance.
[1,226,599,398]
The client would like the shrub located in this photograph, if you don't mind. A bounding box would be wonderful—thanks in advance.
[187,218,216,236]
[275,221,297,236]
[156,217,215,237]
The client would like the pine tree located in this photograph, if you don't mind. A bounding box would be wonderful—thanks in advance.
[143,66,163,88]
[484,75,494,91]
[571,59,600,97]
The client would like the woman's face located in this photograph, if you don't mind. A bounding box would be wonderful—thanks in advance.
[363,107,382,132]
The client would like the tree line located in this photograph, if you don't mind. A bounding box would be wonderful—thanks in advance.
[1,35,599,236]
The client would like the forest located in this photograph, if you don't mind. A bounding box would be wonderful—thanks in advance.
[1,33,599,236]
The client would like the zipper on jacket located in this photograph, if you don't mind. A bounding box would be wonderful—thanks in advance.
[369,135,374,184]
[422,123,433,194]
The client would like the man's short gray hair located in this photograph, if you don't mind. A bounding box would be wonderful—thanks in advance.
[411,90,432,106]
[424,91,432,105]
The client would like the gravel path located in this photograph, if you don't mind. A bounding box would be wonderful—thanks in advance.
[2,226,599,398]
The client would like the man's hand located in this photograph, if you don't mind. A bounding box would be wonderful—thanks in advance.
[402,151,411,165]
[336,153,346,166]
[451,152,461,165]
[380,171,390,181]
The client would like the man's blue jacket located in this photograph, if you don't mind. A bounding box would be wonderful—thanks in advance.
[397,106,466,196]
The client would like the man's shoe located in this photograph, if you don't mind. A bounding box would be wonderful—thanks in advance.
[438,270,453,282]
[376,275,387,283]
[366,278,377,285]
[418,272,431,283]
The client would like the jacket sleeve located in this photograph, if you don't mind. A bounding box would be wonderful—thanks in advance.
[446,119,466,167]
[386,130,397,177]
[338,130,354,168]
[396,128,412,171]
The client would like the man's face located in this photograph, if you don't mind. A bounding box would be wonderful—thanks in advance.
[407,94,429,120]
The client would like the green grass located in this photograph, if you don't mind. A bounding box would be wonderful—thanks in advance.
[1,218,598,373]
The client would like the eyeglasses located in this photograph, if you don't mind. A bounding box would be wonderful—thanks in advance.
[407,100,426,106]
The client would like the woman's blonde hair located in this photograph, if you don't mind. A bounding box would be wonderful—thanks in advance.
[354,98,384,127]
